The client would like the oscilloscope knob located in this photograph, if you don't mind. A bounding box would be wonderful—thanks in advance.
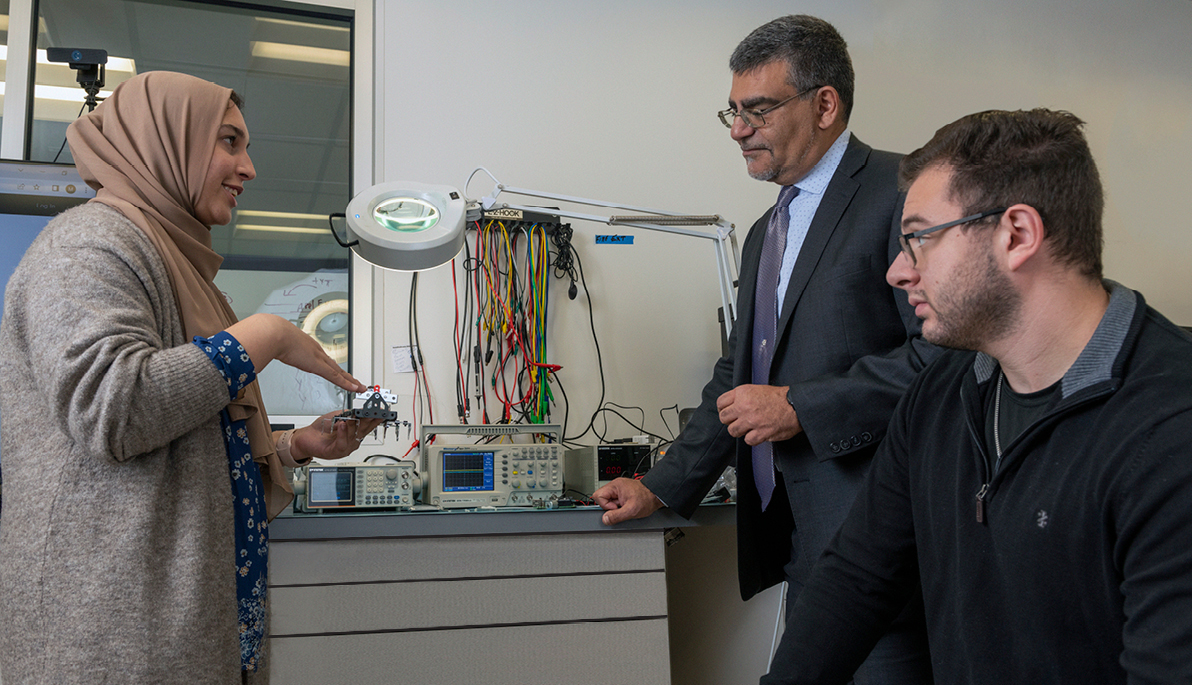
[386,469,399,480]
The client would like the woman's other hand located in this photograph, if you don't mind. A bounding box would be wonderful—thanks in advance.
[290,410,386,462]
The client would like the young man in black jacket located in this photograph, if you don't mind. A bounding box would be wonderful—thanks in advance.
[766,108,1192,684]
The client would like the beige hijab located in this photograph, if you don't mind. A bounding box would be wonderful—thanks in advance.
[66,70,292,518]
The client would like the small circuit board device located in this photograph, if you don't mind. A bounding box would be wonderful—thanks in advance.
[330,386,411,441]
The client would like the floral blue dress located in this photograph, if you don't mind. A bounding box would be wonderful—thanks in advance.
[193,332,268,673]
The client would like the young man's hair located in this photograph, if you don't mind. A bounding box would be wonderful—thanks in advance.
[900,108,1104,279]
[729,15,855,123]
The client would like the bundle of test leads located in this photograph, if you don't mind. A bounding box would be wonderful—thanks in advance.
[453,207,576,427]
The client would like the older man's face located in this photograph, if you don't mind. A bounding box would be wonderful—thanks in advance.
[727,60,824,187]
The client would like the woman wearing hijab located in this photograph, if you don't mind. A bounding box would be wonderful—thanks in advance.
[0,71,377,683]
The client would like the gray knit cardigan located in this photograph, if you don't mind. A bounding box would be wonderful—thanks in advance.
[0,203,267,683]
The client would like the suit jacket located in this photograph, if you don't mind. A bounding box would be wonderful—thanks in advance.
[642,134,938,600]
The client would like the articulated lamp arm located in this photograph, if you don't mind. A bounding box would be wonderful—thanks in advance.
[469,167,741,332]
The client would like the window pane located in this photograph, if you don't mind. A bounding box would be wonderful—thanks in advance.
[32,0,353,416]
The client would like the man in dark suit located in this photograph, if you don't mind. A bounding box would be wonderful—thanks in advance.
[592,15,936,683]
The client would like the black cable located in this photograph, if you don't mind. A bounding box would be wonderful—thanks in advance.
[551,223,579,299]
[51,102,89,163]
[631,443,666,479]
[554,372,575,447]
[561,248,607,443]
[460,237,476,418]
[326,213,359,248]
[416,275,432,425]
[591,407,670,444]
[601,402,646,438]
[409,273,427,428]
[363,454,400,464]
[564,488,596,505]
[659,404,680,440]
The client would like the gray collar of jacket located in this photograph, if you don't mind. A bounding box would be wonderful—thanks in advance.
[972,280,1136,399]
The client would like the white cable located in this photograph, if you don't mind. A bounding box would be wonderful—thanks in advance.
[464,166,500,204]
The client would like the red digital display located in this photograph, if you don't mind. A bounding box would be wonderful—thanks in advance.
[597,444,654,481]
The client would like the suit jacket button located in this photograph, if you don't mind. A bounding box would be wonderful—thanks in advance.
[829,442,841,453]
[850,436,862,447]
[861,432,873,442]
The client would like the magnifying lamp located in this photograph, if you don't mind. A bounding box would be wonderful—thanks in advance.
[344,181,467,271]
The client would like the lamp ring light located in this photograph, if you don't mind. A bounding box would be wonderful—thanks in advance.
[344,180,467,271]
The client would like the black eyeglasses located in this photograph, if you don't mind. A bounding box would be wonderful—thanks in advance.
[717,85,822,129]
[898,207,1008,266]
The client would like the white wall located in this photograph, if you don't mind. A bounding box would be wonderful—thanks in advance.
[372,0,764,445]
[366,0,1192,455]
[852,0,1192,320]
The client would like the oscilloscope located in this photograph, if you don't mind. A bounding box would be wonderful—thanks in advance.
[420,424,563,509]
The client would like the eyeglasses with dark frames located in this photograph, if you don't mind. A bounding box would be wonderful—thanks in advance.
[898,207,1008,266]
[717,85,823,129]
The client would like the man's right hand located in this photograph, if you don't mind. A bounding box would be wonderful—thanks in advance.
[592,477,664,525]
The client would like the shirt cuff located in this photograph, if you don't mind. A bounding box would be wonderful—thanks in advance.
[192,332,256,401]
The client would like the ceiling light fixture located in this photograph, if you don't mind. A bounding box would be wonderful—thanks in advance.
[250,41,349,67]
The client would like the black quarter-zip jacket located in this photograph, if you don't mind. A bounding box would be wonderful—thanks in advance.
[766,283,1192,685]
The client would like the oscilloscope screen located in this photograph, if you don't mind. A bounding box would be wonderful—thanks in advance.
[442,451,495,492]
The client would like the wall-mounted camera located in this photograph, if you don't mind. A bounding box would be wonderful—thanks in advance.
[46,47,108,112]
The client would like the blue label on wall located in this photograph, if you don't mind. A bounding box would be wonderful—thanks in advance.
[595,235,634,244]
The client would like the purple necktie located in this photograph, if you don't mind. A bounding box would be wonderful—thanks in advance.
[751,184,799,511]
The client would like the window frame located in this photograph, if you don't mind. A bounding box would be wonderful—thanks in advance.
[0,0,378,419]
